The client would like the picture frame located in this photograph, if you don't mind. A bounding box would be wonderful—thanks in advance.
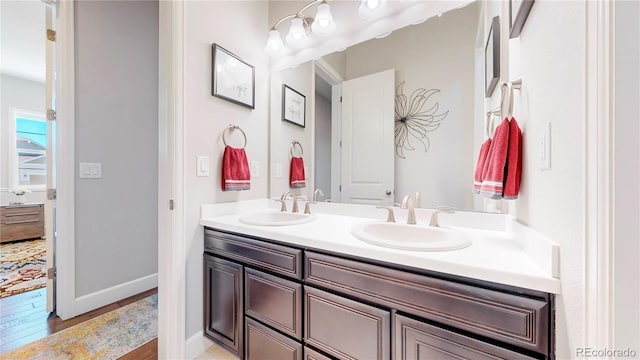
[282,84,306,127]
[509,0,534,38]
[485,16,500,98]
[211,43,255,109]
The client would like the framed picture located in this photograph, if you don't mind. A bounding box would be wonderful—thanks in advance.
[211,43,255,109]
[509,0,534,38]
[282,84,306,127]
[485,16,500,98]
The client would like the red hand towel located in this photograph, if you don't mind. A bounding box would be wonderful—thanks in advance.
[473,138,492,194]
[221,145,250,191]
[503,117,523,199]
[480,118,510,199]
[289,157,306,188]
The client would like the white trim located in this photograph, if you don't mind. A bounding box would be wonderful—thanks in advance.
[585,0,614,350]
[73,274,157,316]
[7,107,47,191]
[158,0,186,358]
[314,60,343,203]
[54,0,76,321]
[186,331,214,360]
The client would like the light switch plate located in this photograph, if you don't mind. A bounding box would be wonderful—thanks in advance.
[79,162,102,179]
[196,155,210,177]
[275,163,283,178]
[304,166,309,179]
[539,122,551,170]
[250,161,260,178]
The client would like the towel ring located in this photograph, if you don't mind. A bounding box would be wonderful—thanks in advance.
[290,141,303,157]
[223,125,247,148]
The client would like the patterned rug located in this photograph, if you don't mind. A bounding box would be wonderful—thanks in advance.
[0,294,158,359]
[0,239,46,298]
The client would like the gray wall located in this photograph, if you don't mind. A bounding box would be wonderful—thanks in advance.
[75,0,158,296]
[314,91,331,199]
[614,0,640,351]
[0,74,47,204]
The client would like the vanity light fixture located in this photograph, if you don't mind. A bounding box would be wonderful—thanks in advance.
[265,0,336,56]
[358,0,388,21]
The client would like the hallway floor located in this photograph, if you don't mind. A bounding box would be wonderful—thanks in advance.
[0,287,158,358]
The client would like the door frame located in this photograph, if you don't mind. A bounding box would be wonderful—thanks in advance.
[314,59,343,202]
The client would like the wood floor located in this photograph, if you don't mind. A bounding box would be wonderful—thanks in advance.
[0,287,158,358]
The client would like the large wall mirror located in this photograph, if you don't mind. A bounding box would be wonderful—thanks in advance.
[269,1,492,212]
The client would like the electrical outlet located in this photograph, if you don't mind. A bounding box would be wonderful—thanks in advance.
[80,162,102,179]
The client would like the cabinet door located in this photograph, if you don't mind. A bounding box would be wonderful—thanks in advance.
[246,317,302,360]
[395,314,537,360]
[204,255,243,358]
[305,286,390,360]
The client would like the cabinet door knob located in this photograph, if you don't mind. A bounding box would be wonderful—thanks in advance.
[385,190,392,196]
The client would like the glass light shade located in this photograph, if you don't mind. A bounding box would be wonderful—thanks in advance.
[311,3,336,35]
[264,29,284,56]
[358,0,388,21]
[286,18,308,48]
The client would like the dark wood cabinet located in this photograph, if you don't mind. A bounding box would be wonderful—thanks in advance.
[394,313,537,360]
[204,228,554,360]
[203,254,243,358]
[304,285,390,360]
[245,267,303,340]
[245,318,302,360]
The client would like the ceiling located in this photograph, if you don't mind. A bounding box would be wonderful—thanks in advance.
[1,0,46,83]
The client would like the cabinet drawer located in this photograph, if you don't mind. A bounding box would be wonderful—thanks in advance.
[304,346,334,360]
[305,252,549,354]
[395,314,537,360]
[1,221,45,242]
[245,268,302,340]
[205,229,302,280]
[246,317,302,360]
[304,286,390,360]
[1,204,44,217]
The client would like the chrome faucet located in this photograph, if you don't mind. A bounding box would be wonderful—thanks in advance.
[429,205,456,227]
[401,195,416,225]
[281,191,299,213]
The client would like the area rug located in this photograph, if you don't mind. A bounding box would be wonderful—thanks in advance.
[0,239,46,298]
[0,294,158,360]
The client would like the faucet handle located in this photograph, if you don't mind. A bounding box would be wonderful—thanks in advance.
[429,205,457,227]
[376,207,396,223]
[304,201,316,214]
[275,199,287,212]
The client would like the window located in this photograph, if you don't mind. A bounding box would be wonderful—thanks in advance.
[9,109,47,189]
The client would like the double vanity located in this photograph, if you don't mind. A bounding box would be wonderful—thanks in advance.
[201,199,560,360]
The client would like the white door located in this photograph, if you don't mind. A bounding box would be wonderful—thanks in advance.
[340,69,395,205]
[44,3,56,313]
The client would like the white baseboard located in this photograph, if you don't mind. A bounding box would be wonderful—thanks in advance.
[186,331,214,360]
[71,273,157,317]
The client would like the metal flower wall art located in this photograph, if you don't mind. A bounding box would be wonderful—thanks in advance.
[394,81,449,159]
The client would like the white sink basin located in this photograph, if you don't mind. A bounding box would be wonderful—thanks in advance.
[239,210,317,226]
[351,222,471,251]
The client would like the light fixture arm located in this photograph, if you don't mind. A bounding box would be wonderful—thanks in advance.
[270,0,326,31]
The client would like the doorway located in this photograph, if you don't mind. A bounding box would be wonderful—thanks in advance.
[0,0,55,317]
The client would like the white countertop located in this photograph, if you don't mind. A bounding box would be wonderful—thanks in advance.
[200,200,561,294]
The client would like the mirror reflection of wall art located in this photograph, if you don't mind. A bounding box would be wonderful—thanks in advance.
[211,43,255,109]
[282,84,306,127]
[485,16,500,98]
[509,0,534,38]
[394,82,449,159]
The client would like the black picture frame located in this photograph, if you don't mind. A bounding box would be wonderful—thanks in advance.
[282,84,306,127]
[211,43,255,109]
[485,16,500,98]
[509,0,534,38]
